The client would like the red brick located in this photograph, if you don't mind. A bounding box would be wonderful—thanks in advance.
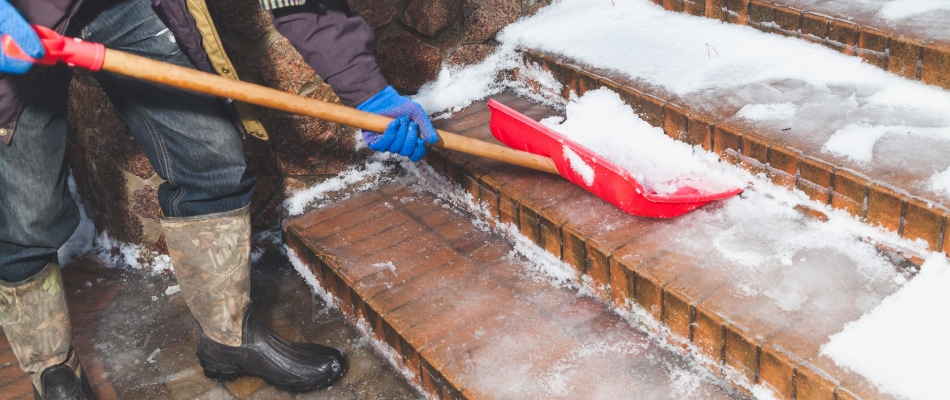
[395,273,510,347]
[693,303,726,370]
[866,183,906,234]
[922,41,950,89]
[857,27,889,70]
[758,345,799,400]
[586,220,656,304]
[801,12,830,44]
[772,5,802,37]
[714,124,743,164]
[609,257,635,309]
[740,133,771,176]
[798,156,834,204]
[664,103,690,141]
[577,69,600,96]
[619,84,642,109]
[661,286,694,346]
[663,0,685,12]
[638,92,667,129]
[903,197,947,252]
[748,0,775,33]
[364,256,470,315]
[827,19,859,55]
[685,0,706,16]
[796,363,839,400]
[705,0,727,20]
[888,35,923,80]
[724,322,760,386]
[556,61,581,99]
[285,190,384,231]
[767,145,801,189]
[687,113,717,150]
[831,169,869,218]
[619,250,696,320]
[723,0,750,25]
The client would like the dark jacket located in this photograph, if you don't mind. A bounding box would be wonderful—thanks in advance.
[0,0,387,144]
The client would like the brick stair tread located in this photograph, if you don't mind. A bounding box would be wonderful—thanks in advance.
[416,93,903,399]
[652,0,950,89]
[520,48,950,256]
[286,181,742,399]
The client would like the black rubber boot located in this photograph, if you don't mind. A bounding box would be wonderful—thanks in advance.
[195,306,347,392]
[32,350,95,400]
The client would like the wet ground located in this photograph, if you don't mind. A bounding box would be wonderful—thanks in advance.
[0,252,421,400]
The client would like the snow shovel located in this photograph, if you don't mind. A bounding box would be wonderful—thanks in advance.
[3,25,741,218]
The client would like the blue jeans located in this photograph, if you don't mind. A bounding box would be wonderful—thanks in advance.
[0,0,254,282]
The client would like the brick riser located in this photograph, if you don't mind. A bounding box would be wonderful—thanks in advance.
[519,48,944,262]
[647,0,950,90]
[419,93,896,399]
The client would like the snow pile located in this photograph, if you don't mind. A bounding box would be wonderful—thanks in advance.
[822,257,950,400]
[539,88,741,195]
[283,157,394,216]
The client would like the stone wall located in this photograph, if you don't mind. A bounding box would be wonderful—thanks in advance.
[64,0,551,254]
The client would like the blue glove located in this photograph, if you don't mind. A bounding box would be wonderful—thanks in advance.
[356,86,438,162]
[0,0,43,74]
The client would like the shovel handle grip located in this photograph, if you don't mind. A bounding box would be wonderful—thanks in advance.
[100,50,559,175]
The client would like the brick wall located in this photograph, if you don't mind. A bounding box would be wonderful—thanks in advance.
[64,0,550,252]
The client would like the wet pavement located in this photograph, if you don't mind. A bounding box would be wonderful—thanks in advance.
[0,251,421,400]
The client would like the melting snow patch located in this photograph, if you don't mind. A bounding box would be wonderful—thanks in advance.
[929,166,950,197]
[735,103,798,121]
[164,285,180,296]
[878,0,950,20]
[821,256,950,400]
[284,158,393,216]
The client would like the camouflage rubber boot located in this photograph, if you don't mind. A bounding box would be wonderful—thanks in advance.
[161,206,346,392]
[0,263,94,399]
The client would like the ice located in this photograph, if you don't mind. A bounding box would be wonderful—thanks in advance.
[822,257,950,400]
[735,103,798,121]
[878,0,950,19]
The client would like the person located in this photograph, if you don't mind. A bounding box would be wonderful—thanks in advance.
[0,0,438,398]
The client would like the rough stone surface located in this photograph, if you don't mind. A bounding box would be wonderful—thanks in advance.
[403,0,463,37]
[448,43,494,66]
[349,0,401,29]
[375,29,443,93]
[207,0,274,43]
[67,71,149,244]
[257,37,317,94]
[463,0,521,42]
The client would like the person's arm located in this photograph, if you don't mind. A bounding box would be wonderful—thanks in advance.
[269,0,437,162]
[269,0,385,107]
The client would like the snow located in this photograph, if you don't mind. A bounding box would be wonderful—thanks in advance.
[878,0,950,20]
[561,146,595,186]
[538,89,741,195]
[283,157,393,216]
[821,257,950,400]
[735,103,798,121]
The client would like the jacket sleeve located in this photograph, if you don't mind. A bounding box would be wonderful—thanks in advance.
[270,0,388,107]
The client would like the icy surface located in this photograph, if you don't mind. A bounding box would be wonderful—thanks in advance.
[780,0,950,40]
[822,257,950,400]
[539,88,742,195]
[421,0,950,202]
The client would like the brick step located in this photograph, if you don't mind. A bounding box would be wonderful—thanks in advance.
[418,93,907,399]
[650,0,950,90]
[284,181,746,399]
[517,48,948,261]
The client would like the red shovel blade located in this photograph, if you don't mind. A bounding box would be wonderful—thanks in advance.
[487,99,742,218]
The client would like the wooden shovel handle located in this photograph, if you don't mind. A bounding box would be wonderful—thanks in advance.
[101,50,560,175]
